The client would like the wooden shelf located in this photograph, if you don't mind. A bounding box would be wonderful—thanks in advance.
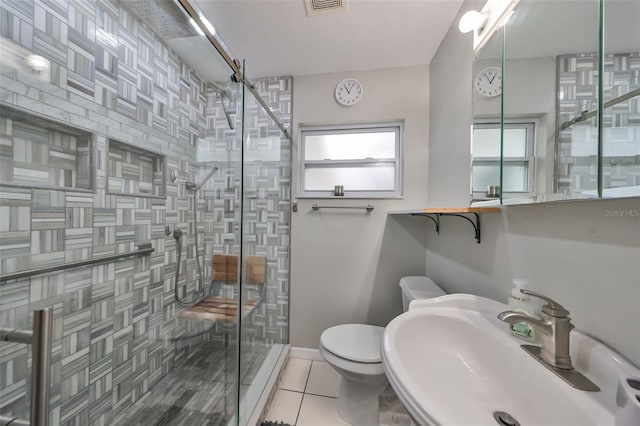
[389,207,501,244]
[389,207,501,215]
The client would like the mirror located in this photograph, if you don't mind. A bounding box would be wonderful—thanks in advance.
[503,0,601,204]
[471,27,504,204]
[601,0,640,198]
[470,0,640,205]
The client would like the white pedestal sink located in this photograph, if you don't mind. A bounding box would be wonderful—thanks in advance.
[381,294,640,426]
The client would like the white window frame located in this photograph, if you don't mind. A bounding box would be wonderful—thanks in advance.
[471,120,536,199]
[298,122,404,198]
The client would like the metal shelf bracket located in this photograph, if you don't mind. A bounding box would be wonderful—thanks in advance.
[411,213,440,234]
[412,212,482,244]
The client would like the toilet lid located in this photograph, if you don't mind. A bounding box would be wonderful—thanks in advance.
[320,324,384,363]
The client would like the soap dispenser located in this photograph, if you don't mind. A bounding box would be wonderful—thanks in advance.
[507,279,538,341]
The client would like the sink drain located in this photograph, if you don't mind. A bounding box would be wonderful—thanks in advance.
[493,411,520,426]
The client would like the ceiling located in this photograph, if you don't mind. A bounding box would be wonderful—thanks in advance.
[194,0,464,78]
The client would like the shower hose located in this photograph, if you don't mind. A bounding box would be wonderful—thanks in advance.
[173,192,206,305]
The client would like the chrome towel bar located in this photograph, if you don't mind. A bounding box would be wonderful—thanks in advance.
[311,203,374,212]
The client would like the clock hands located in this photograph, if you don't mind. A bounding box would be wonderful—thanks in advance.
[476,68,501,97]
[344,81,358,94]
[484,71,498,85]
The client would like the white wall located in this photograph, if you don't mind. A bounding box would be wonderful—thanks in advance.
[427,0,481,207]
[290,66,430,349]
[428,0,640,366]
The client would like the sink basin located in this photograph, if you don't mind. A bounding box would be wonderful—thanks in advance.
[382,294,640,426]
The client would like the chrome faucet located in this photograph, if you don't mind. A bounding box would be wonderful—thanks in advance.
[498,289,573,369]
[498,289,599,391]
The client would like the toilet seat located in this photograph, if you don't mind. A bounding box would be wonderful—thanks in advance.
[320,324,384,363]
[319,324,388,425]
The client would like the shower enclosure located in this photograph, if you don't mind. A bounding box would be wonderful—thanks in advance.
[0,0,291,424]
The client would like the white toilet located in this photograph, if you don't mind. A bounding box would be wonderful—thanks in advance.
[319,276,445,425]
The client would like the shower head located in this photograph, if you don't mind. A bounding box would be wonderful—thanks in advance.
[186,166,219,191]
[121,0,199,41]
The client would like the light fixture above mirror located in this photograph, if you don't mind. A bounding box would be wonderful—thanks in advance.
[458,10,489,34]
[460,0,520,53]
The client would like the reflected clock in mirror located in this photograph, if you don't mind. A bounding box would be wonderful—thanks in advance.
[475,66,502,97]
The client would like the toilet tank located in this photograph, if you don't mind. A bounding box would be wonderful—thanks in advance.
[399,276,446,312]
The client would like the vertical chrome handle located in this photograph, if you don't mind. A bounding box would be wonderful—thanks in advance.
[31,308,52,426]
[0,308,52,426]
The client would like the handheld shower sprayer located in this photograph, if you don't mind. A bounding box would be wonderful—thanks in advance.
[185,166,219,191]
[206,82,235,130]
[174,166,218,305]
[219,90,235,130]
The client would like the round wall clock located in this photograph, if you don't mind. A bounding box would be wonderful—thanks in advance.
[475,66,502,97]
[335,78,363,106]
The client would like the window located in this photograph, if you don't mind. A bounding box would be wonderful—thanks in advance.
[471,121,535,199]
[299,122,403,198]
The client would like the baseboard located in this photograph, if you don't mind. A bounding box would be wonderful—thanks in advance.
[289,346,323,361]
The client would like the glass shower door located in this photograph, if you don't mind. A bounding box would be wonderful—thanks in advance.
[0,1,291,424]
[0,0,244,424]
[236,61,291,425]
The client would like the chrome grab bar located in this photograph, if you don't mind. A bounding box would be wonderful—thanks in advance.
[0,244,154,282]
[0,307,53,426]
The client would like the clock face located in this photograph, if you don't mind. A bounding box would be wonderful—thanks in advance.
[335,79,363,106]
[475,67,502,97]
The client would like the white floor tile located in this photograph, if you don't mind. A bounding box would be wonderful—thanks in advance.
[296,394,350,426]
[305,360,341,397]
[264,389,303,425]
[280,358,312,392]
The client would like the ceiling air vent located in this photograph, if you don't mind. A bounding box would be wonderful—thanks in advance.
[304,0,348,17]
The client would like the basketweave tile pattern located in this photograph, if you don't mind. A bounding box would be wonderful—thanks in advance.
[601,53,640,189]
[113,339,273,425]
[106,140,165,197]
[0,114,93,190]
[556,52,640,195]
[0,0,291,425]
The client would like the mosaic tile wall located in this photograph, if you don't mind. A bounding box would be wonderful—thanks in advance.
[556,52,640,195]
[198,77,292,346]
[601,53,640,189]
[0,116,92,189]
[107,139,165,197]
[0,0,292,424]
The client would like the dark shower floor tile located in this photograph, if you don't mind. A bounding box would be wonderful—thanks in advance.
[115,340,274,426]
